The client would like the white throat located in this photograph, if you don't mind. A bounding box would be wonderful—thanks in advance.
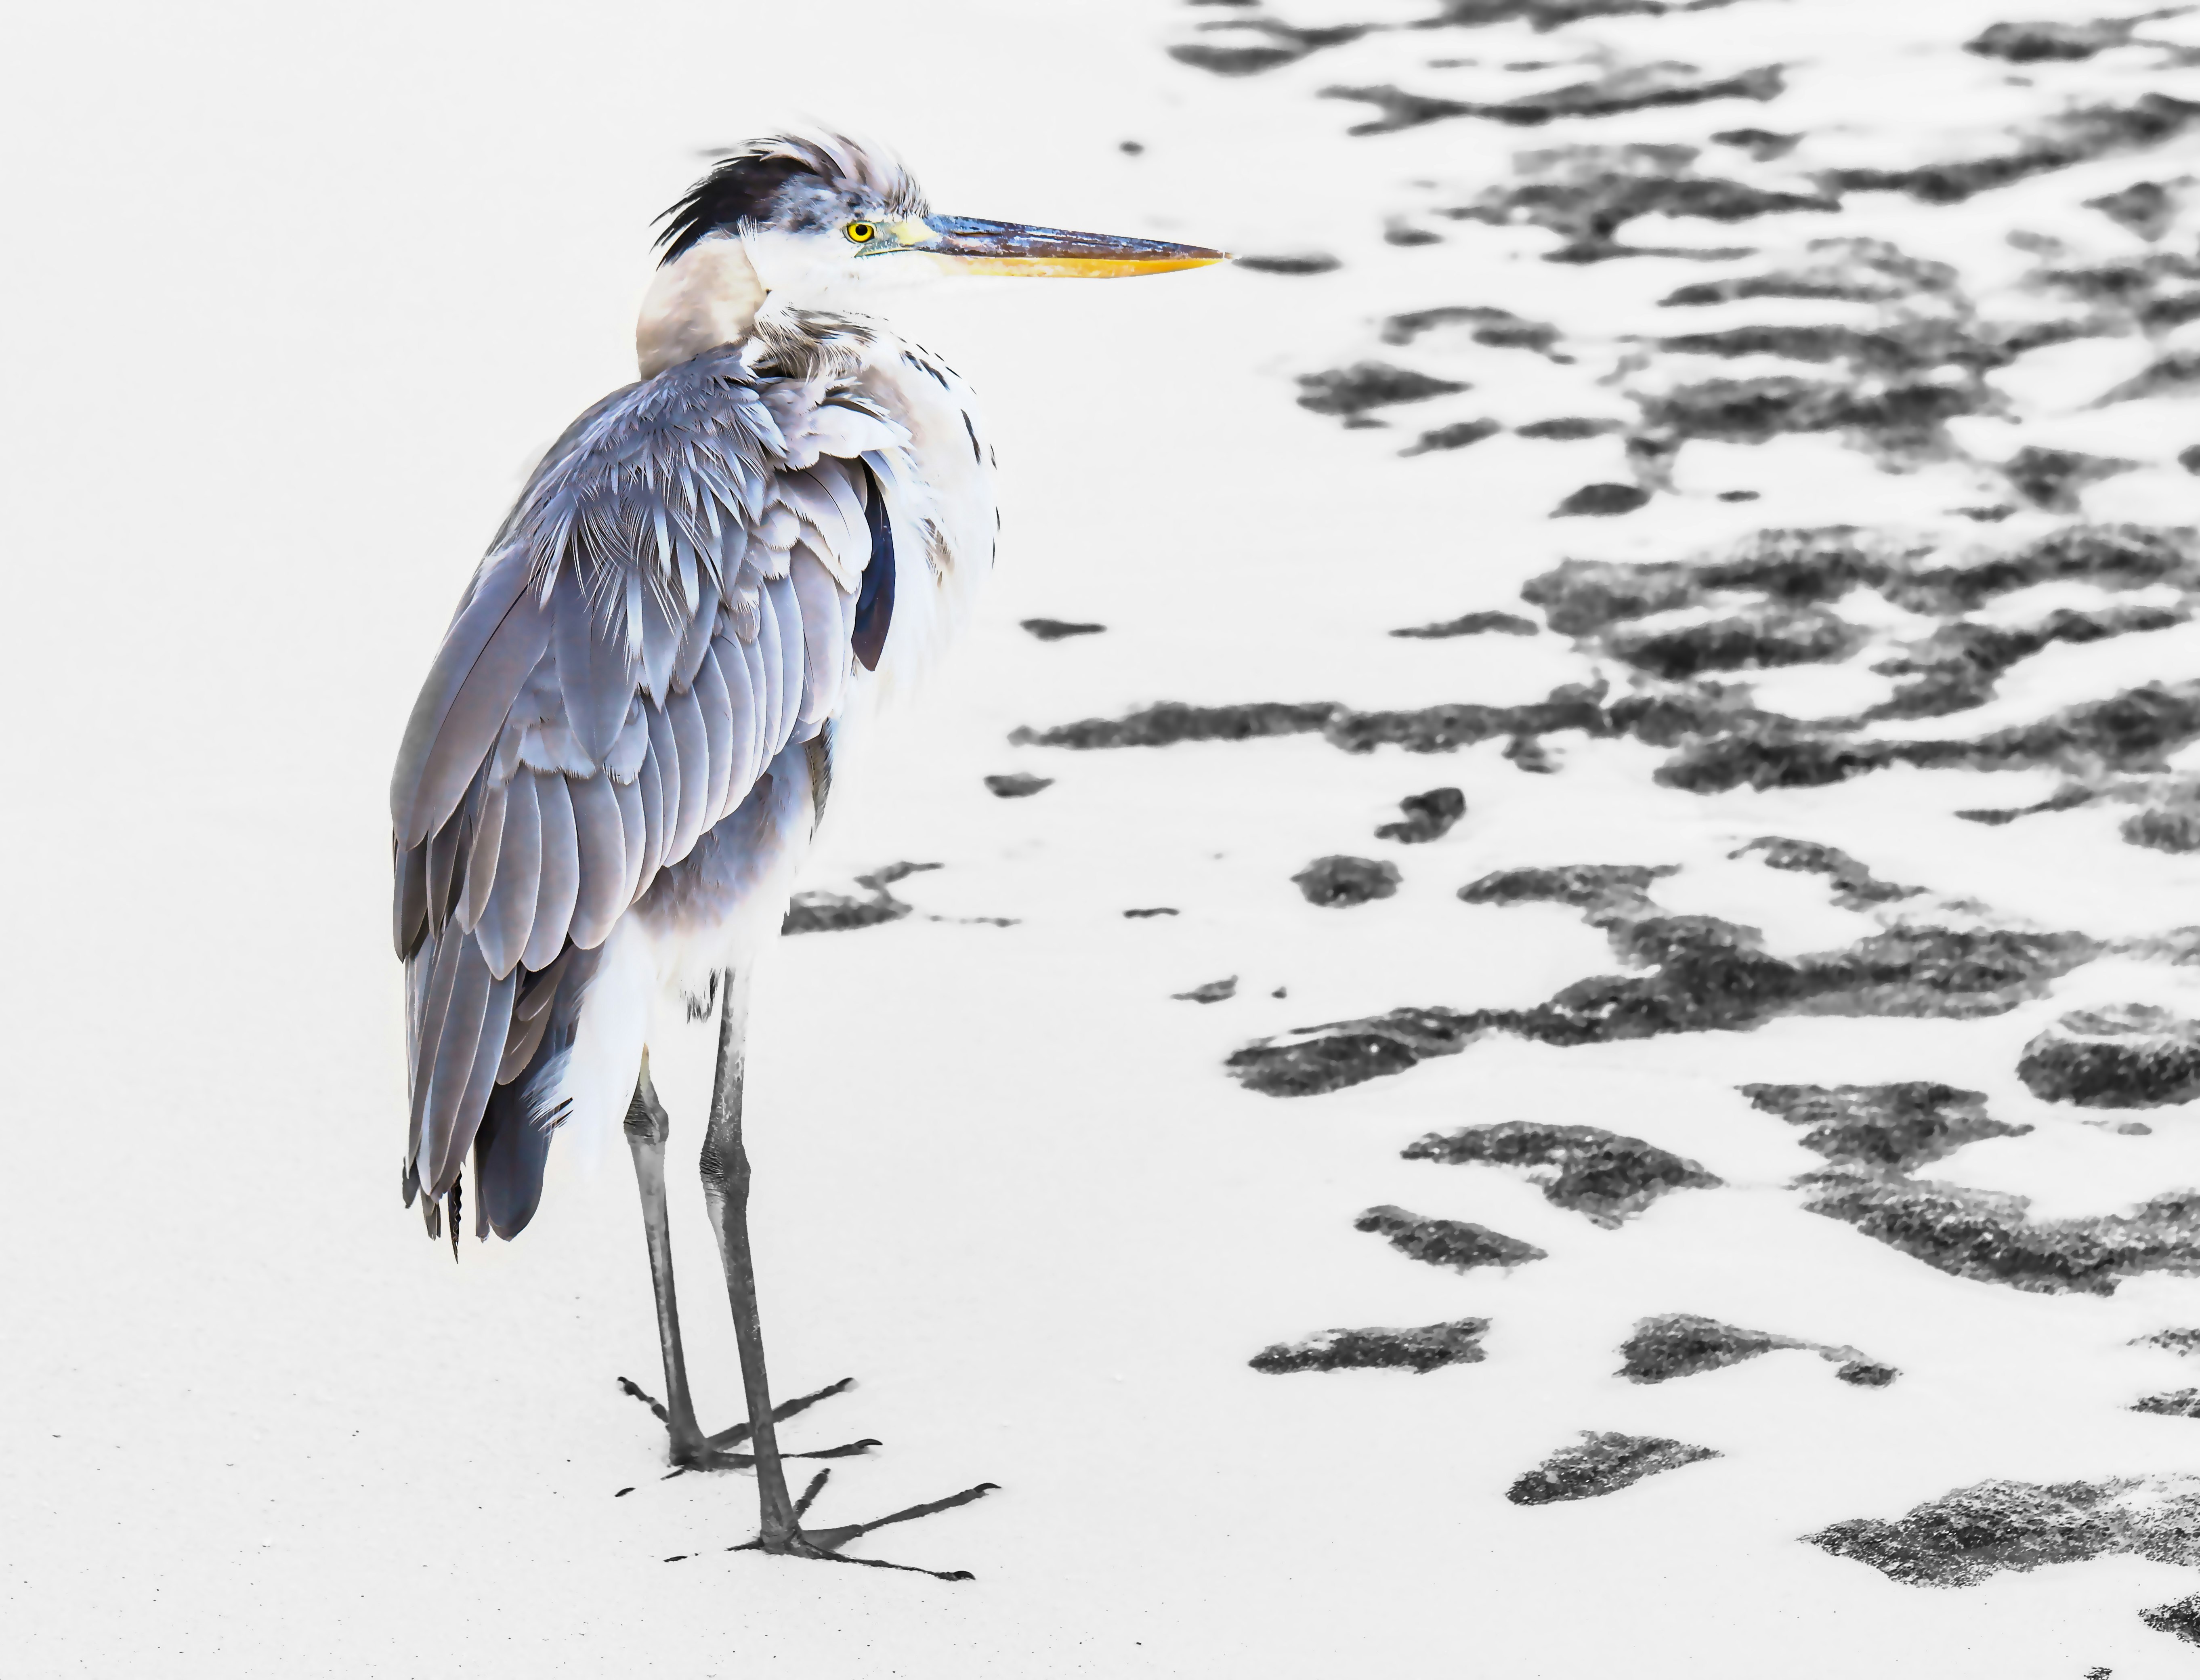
[635,238,767,379]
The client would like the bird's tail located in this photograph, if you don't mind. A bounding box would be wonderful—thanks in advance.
[472,945,607,1241]
[401,923,516,1241]
[400,932,615,1243]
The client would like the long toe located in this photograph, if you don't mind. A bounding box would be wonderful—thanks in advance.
[802,1480,1000,1554]
[731,1469,999,1580]
[680,1435,880,1474]
[623,1374,870,1474]
[699,1376,858,1453]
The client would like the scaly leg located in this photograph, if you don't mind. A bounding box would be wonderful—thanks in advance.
[622,1054,877,1473]
[623,1056,706,1464]
[697,965,997,1576]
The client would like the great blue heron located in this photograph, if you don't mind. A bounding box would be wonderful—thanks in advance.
[390,132,1222,1575]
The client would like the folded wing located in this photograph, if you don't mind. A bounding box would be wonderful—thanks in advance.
[390,349,906,1228]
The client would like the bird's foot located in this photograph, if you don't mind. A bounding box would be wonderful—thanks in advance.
[617,1374,880,1474]
[734,1467,999,1581]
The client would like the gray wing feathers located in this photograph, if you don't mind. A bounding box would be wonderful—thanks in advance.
[732,632,770,794]
[632,578,683,707]
[635,741,667,898]
[476,944,605,1239]
[644,699,682,874]
[554,575,636,763]
[566,772,627,950]
[790,548,846,724]
[811,462,871,574]
[768,574,804,748]
[498,964,559,1084]
[411,927,518,1198]
[425,803,466,933]
[751,581,787,756]
[777,469,865,589]
[709,641,760,808]
[447,963,516,1193]
[460,778,508,932]
[774,576,808,749]
[407,929,462,1161]
[691,643,735,825]
[522,771,580,973]
[672,571,722,697]
[395,837,426,958]
[394,346,887,1218]
[664,684,710,865]
[613,774,647,905]
[476,771,539,980]
[392,543,555,850]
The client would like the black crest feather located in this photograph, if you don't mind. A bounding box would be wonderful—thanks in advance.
[656,155,813,265]
[655,132,930,266]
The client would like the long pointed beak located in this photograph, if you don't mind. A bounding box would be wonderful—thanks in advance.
[900,215,1228,278]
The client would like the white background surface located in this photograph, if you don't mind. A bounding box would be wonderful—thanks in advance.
[8,0,2200,1673]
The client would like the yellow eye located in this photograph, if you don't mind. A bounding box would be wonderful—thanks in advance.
[846,221,876,244]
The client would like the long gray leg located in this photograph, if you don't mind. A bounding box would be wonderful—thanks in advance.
[697,963,996,1573]
[621,1042,873,1473]
[624,1056,705,1464]
[696,966,802,1550]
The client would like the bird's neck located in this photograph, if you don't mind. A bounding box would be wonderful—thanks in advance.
[635,238,767,380]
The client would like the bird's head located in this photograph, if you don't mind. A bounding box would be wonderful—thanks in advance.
[636,131,1225,376]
